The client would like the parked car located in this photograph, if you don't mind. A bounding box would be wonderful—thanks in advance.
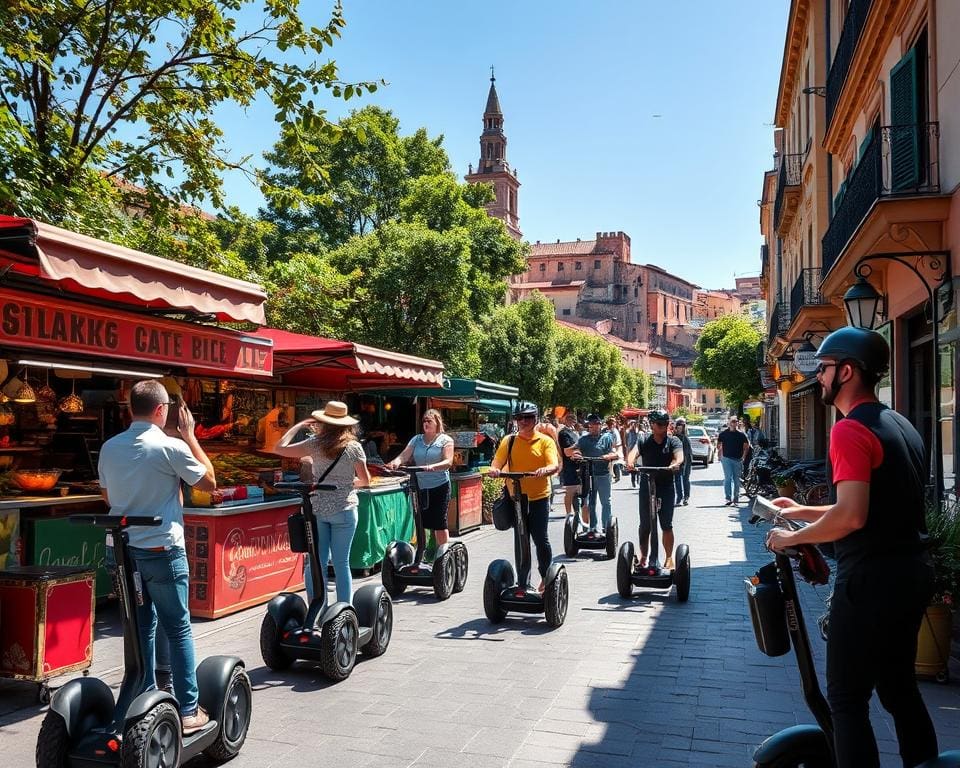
[685,425,715,466]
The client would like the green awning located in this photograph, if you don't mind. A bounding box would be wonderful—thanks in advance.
[375,377,519,401]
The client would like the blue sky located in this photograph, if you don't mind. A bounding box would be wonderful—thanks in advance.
[221,1,789,290]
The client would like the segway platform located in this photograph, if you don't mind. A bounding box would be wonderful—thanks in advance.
[563,457,618,559]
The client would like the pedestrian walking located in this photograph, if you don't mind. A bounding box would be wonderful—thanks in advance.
[672,417,693,505]
[273,401,371,605]
[716,415,749,505]
[604,416,624,482]
[624,420,640,487]
[558,412,585,525]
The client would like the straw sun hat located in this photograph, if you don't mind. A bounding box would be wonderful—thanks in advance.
[311,400,358,426]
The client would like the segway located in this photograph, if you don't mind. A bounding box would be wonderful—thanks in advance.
[745,497,960,767]
[484,472,569,628]
[617,466,691,602]
[381,466,468,600]
[36,514,252,768]
[259,481,392,681]
[563,456,619,560]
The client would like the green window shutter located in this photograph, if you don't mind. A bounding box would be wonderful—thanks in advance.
[889,48,919,191]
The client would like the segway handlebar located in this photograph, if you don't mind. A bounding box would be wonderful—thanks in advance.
[497,471,540,479]
[627,466,675,475]
[574,456,612,464]
[275,481,338,493]
[748,496,830,586]
[70,514,162,529]
[389,465,429,474]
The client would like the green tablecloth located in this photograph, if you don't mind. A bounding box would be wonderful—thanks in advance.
[351,485,413,569]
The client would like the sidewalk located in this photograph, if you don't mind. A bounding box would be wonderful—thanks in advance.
[2,463,958,767]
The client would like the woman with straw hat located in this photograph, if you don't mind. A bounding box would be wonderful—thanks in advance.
[272,401,370,603]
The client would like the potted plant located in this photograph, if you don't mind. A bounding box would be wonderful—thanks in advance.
[916,492,960,682]
[773,471,796,500]
[480,472,505,526]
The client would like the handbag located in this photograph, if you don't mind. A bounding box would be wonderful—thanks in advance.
[492,436,517,531]
[287,448,346,552]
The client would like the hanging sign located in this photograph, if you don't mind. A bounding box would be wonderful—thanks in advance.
[793,350,819,373]
[0,287,272,377]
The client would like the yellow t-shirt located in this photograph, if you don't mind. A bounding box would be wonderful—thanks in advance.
[493,432,559,501]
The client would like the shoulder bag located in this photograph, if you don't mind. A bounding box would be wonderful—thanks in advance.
[492,436,517,531]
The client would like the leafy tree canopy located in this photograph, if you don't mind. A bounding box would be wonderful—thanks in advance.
[692,313,763,410]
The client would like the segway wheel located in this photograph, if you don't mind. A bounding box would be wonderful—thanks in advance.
[122,702,182,768]
[381,554,407,598]
[545,568,569,628]
[320,609,359,681]
[617,542,635,599]
[433,550,456,601]
[675,544,691,603]
[605,519,619,560]
[36,712,70,768]
[452,545,469,593]
[483,560,513,624]
[563,516,579,558]
[259,613,293,671]
[203,666,252,761]
[362,590,393,658]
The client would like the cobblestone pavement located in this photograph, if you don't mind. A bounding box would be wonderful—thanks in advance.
[3,461,959,767]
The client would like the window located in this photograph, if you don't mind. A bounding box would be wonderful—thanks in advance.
[636,312,642,322]
[539,263,546,272]
[562,308,571,316]
[594,260,601,269]
[575,261,582,270]
[634,286,638,297]
[557,262,564,272]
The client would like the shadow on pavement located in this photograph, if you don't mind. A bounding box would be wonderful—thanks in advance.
[435,616,556,640]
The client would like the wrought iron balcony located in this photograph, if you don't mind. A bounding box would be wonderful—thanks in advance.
[822,122,940,276]
[826,0,874,130]
[789,268,828,324]
[773,152,804,235]
[768,300,790,350]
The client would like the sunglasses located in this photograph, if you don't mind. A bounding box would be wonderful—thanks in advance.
[517,414,537,422]
[815,362,838,375]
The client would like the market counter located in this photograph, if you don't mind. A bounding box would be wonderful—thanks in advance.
[448,472,482,537]
[184,497,304,619]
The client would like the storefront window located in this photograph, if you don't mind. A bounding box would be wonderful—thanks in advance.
[876,321,893,407]
[938,303,957,486]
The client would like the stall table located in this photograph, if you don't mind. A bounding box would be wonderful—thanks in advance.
[352,483,413,572]
[448,472,482,537]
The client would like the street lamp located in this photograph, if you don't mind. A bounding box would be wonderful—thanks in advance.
[842,251,952,498]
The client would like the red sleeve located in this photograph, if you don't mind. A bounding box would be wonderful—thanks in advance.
[829,418,883,483]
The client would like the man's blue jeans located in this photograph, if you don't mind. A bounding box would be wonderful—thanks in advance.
[106,546,171,677]
[129,547,199,716]
[720,456,743,503]
[304,506,358,605]
[586,473,612,531]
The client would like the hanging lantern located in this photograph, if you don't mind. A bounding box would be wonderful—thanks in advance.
[59,380,84,414]
[37,370,56,402]
[13,378,37,403]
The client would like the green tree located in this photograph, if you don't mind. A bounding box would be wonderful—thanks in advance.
[0,0,375,237]
[479,296,558,406]
[692,314,763,410]
[264,251,356,339]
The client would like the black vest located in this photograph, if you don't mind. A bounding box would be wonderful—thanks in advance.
[829,401,926,580]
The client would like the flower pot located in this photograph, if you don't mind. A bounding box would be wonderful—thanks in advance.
[916,604,953,683]
[775,480,796,499]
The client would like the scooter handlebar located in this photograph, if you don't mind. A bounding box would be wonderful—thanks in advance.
[71,514,162,529]
[275,481,338,493]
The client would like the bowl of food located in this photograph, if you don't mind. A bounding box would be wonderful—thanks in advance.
[10,468,63,492]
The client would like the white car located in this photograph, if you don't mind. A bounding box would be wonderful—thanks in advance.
[685,425,715,466]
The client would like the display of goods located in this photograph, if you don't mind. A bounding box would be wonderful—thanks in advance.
[9,469,63,491]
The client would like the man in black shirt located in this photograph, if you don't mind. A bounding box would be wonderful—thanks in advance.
[557,412,584,525]
[716,415,749,505]
[626,410,683,569]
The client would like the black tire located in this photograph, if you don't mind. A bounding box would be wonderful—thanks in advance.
[765,753,834,768]
[36,712,70,768]
[675,544,691,603]
[563,517,578,558]
[259,612,292,671]
[432,550,456,601]
[544,568,568,628]
[320,609,359,681]
[605,519,618,560]
[483,563,511,624]
[381,555,407,598]
[362,591,393,658]
[121,702,181,768]
[452,545,468,593]
[203,666,252,762]
[617,542,634,599]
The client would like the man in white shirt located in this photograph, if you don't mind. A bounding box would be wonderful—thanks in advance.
[98,380,216,734]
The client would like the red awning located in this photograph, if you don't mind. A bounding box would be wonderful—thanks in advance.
[259,328,445,391]
[0,216,267,324]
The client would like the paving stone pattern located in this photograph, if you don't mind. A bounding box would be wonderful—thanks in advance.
[2,462,958,766]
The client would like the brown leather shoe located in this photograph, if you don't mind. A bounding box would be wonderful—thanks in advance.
[182,707,209,735]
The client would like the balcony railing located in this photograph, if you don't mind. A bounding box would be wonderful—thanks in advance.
[773,152,804,233]
[826,0,874,130]
[789,268,828,324]
[822,122,940,276]
[768,300,790,350]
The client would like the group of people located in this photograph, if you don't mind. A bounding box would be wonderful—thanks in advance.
[97,323,941,767]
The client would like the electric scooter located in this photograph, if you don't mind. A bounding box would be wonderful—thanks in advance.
[563,456,619,560]
[616,466,691,602]
[260,481,392,681]
[37,514,252,768]
[746,497,960,767]
[483,471,569,628]
[381,466,468,600]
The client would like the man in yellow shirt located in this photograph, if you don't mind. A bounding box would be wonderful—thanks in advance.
[489,403,559,592]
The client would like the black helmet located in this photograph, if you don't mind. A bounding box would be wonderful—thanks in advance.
[816,327,889,375]
[585,413,603,424]
[513,402,539,419]
[648,409,669,425]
